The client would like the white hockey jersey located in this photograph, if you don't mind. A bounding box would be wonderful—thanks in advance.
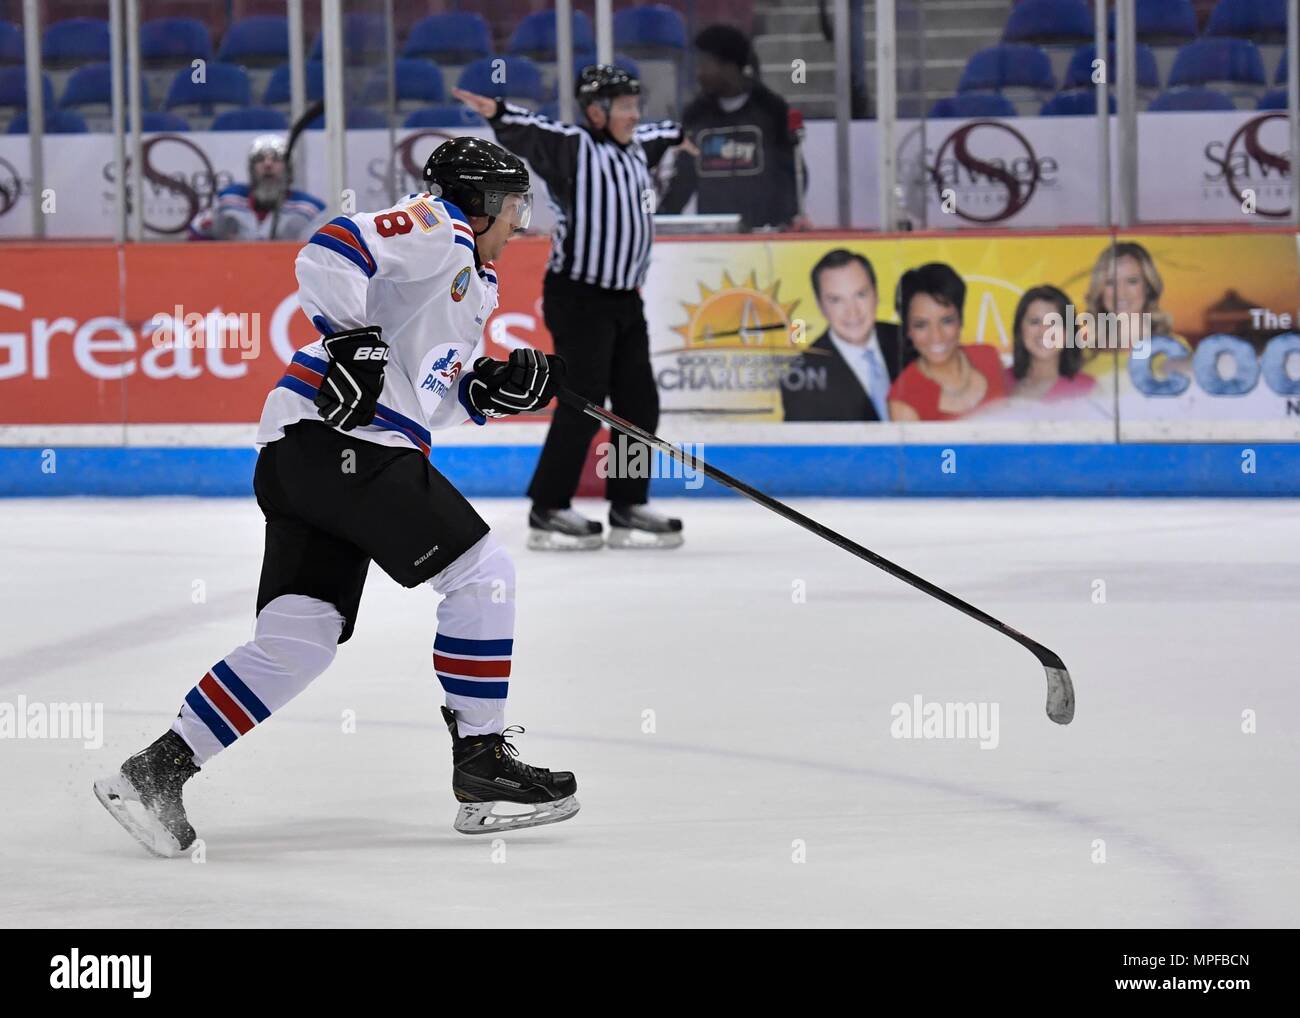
[256,194,497,455]
[189,184,328,241]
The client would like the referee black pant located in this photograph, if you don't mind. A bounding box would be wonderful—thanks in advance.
[528,272,659,509]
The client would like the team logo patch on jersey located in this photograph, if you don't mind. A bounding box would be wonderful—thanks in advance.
[451,266,472,302]
[417,343,466,410]
[407,198,441,232]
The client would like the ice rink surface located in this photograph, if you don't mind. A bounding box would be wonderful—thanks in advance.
[1,495,1296,928]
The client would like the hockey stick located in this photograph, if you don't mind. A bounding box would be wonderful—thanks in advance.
[271,98,325,238]
[556,388,1076,725]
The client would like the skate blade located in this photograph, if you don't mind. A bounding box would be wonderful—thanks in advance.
[453,794,580,835]
[92,773,184,859]
[527,528,603,551]
[606,526,683,550]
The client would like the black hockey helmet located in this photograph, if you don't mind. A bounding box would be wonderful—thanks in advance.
[422,136,532,227]
[576,63,640,105]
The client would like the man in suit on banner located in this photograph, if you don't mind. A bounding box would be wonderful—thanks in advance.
[780,249,910,422]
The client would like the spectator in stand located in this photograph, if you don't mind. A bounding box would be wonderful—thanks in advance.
[659,25,805,231]
[189,135,326,241]
[1007,285,1096,401]
[887,263,1007,421]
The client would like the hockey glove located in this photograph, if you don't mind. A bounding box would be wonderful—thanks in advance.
[465,348,565,418]
[313,326,388,431]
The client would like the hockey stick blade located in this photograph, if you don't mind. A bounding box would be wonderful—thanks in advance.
[558,389,1076,725]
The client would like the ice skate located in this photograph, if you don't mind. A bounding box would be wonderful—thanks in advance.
[526,505,604,551]
[93,731,200,858]
[607,503,684,549]
[441,707,579,834]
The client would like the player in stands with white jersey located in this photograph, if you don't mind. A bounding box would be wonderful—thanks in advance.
[188,134,328,242]
[95,137,578,854]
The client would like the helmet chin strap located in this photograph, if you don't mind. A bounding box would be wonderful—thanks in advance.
[586,98,616,142]
[469,216,496,269]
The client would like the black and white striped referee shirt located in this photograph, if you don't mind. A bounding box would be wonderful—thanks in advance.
[487,101,683,291]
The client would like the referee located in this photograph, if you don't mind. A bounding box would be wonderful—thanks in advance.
[454,66,688,550]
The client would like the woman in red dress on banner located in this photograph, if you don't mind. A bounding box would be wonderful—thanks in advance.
[887,263,1007,422]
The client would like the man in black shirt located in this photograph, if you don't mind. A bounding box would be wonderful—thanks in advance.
[661,25,804,231]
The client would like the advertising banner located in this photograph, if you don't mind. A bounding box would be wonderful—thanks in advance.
[1,231,1298,442]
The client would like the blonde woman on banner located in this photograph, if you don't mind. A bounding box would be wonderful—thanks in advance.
[1079,241,1191,383]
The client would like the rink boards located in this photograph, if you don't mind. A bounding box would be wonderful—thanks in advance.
[1,230,1297,496]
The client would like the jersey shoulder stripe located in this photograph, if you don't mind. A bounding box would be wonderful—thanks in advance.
[438,198,470,226]
[308,216,377,278]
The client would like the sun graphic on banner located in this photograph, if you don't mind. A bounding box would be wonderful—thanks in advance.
[667,271,801,353]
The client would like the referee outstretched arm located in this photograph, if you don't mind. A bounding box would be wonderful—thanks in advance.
[454,86,685,291]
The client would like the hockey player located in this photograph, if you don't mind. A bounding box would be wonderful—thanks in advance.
[188,134,327,241]
[95,137,578,856]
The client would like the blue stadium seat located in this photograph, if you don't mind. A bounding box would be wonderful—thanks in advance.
[1256,89,1288,111]
[614,5,688,51]
[217,16,289,65]
[1148,86,1237,111]
[1003,0,1092,44]
[211,106,289,131]
[404,104,485,129]
[309,14,386,65]
[140,17,213,64]
[1064,44,1161,90]
[1168,38,1267,89]
[928,92,1017,118]
[958,45,1055,92]
[0,21,22,64]
[360,58,445,106]
[305,107,387,129]
[402,13,492,63]
[165,62,251,109]
[1107,0,1198,43]
[7,109,88,133]
[60,63,151,110]
[42,17,110,65]
[457,56,546,103]
[1040,90,1117,115]
[0,66,53,108]
[132,111,190,132]
[508,11,596,57]
[263,61,326,105]
[573,53,641,83]
[1205,0,1288,42]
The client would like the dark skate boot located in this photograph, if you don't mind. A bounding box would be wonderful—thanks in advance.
[441,707,579,834]
[607,503,684,549]
[94,730,200,858]
[526,505,604,551]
